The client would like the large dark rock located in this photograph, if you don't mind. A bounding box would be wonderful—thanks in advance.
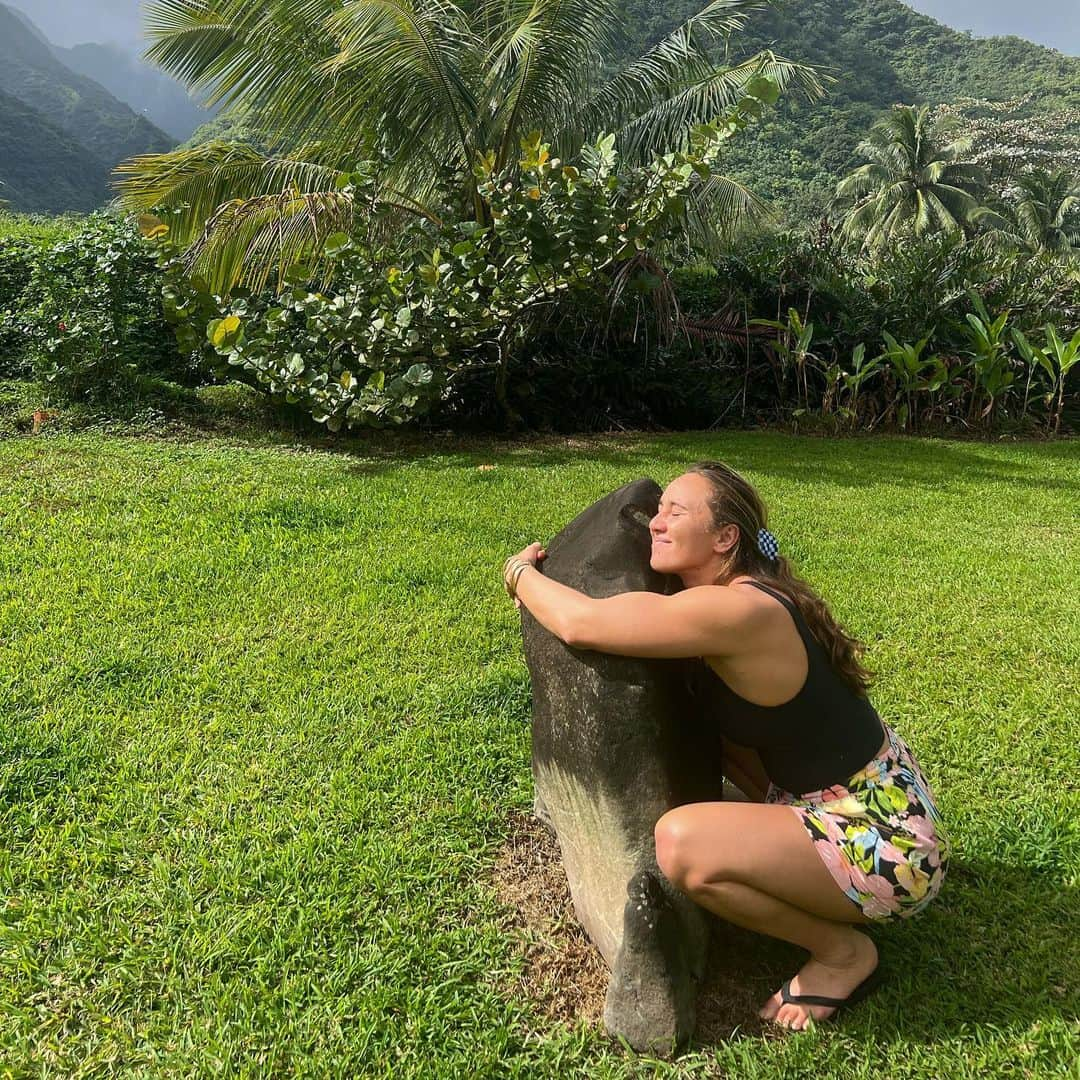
[519,478,727,1055]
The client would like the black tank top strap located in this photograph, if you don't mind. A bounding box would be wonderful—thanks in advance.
[743,579,793,608]
[743,581,816,645]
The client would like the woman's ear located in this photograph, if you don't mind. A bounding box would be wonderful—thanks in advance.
[712,522,740,556]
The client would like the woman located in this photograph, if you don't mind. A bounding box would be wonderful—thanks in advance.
[502,461,948,1031]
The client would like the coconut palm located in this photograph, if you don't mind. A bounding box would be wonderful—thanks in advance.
[115,0,822,291]
[834,104,989,251]
[1008,168,1080,254]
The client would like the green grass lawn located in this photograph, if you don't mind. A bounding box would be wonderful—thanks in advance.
[1,430,1077,1078]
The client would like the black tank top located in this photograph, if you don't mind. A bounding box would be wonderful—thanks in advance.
[702,580,885,795]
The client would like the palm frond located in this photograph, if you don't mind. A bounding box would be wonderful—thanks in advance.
[114,142,347,240]
[567,0,769,149]
[187,188,356,293]
[682,171,775,257]
[609,51,824,165]
[126,0,804,290]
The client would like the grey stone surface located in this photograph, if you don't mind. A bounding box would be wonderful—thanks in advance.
[602,868,698,1056]
[519,478,728,1054]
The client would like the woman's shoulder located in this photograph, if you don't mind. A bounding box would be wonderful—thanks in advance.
[689,580,799,653]
[726,577,795,609]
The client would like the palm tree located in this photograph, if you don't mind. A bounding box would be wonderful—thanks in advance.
[115,0,822,291]
[1008,168,1080,254]
[833,104,989,251]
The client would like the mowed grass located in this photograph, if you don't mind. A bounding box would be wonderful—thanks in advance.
[0,430,1077,1079]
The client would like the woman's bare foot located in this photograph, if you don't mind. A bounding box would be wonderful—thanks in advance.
[758,928,878,1030]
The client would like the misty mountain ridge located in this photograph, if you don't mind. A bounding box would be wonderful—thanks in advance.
[0,4,173,163]
[3,0,215,139]
[0,87,109,213]
[55,42,216,141]
[0,2,176,213]
[4,0,143,49]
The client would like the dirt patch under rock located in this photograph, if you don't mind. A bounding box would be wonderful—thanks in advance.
[490,808,797,1049]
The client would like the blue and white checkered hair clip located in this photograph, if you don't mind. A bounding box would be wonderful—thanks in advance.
[756,527,780,562]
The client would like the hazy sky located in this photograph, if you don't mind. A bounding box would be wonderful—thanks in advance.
[7,0,1080,55]
[904,0,1079,56]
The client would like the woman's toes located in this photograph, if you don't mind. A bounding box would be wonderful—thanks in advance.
[774,1002,829,1030]
[775,1003,799,1029]
[757,990,782,1021]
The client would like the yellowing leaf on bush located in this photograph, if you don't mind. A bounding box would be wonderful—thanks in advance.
[137,214,169,240]
[209,314,243,350]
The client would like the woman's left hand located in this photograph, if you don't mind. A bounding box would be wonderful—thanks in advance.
[506,543,546,608]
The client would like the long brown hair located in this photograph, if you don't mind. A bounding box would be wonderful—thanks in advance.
[687,461,873,696]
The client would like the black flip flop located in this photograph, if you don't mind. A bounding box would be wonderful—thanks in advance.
[778,967,882,1021]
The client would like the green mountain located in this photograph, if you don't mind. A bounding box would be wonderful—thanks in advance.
[0,88,108,213]
[0,3,177,214]
[618,0,1080,219]
[0,4,174,166]
[55,42,214,142]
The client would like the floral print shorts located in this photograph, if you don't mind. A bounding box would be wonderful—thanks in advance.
[765,724,949,921]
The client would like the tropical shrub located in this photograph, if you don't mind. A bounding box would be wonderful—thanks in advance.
[0,240,37,376]
[683,225,1078,432]
[157,93,786,430]
[16,215,196,401]
[0,215,83,375]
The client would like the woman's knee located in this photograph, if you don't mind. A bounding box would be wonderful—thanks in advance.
[654,807,727,893]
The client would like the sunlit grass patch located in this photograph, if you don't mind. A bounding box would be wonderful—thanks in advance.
[0,431,1077,1077]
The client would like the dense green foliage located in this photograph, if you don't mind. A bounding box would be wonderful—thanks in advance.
[2,215,197,396]
[119,0,820,291]
[0,212,82,244]
[1,431,1077,1075]
[615,0,1080,221]
[0,213,83,372]
[0,2,175,214]
[157,95,787,431]
[6,0,1079,433]
[691,228,1078,432]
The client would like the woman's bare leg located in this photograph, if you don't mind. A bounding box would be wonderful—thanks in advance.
[654,801,879,1030]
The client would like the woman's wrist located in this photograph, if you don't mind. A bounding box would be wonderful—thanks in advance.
[503,544,546,600]
[503,557,532,597]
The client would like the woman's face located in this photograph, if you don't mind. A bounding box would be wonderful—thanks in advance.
[648,472,735,577]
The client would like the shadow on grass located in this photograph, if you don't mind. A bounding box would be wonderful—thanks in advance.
[693,856,1079,1049]
[329,430,1079,498]
[495,809,1079,1052]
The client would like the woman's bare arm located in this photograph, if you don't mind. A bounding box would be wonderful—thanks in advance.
[512,566,759,659]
